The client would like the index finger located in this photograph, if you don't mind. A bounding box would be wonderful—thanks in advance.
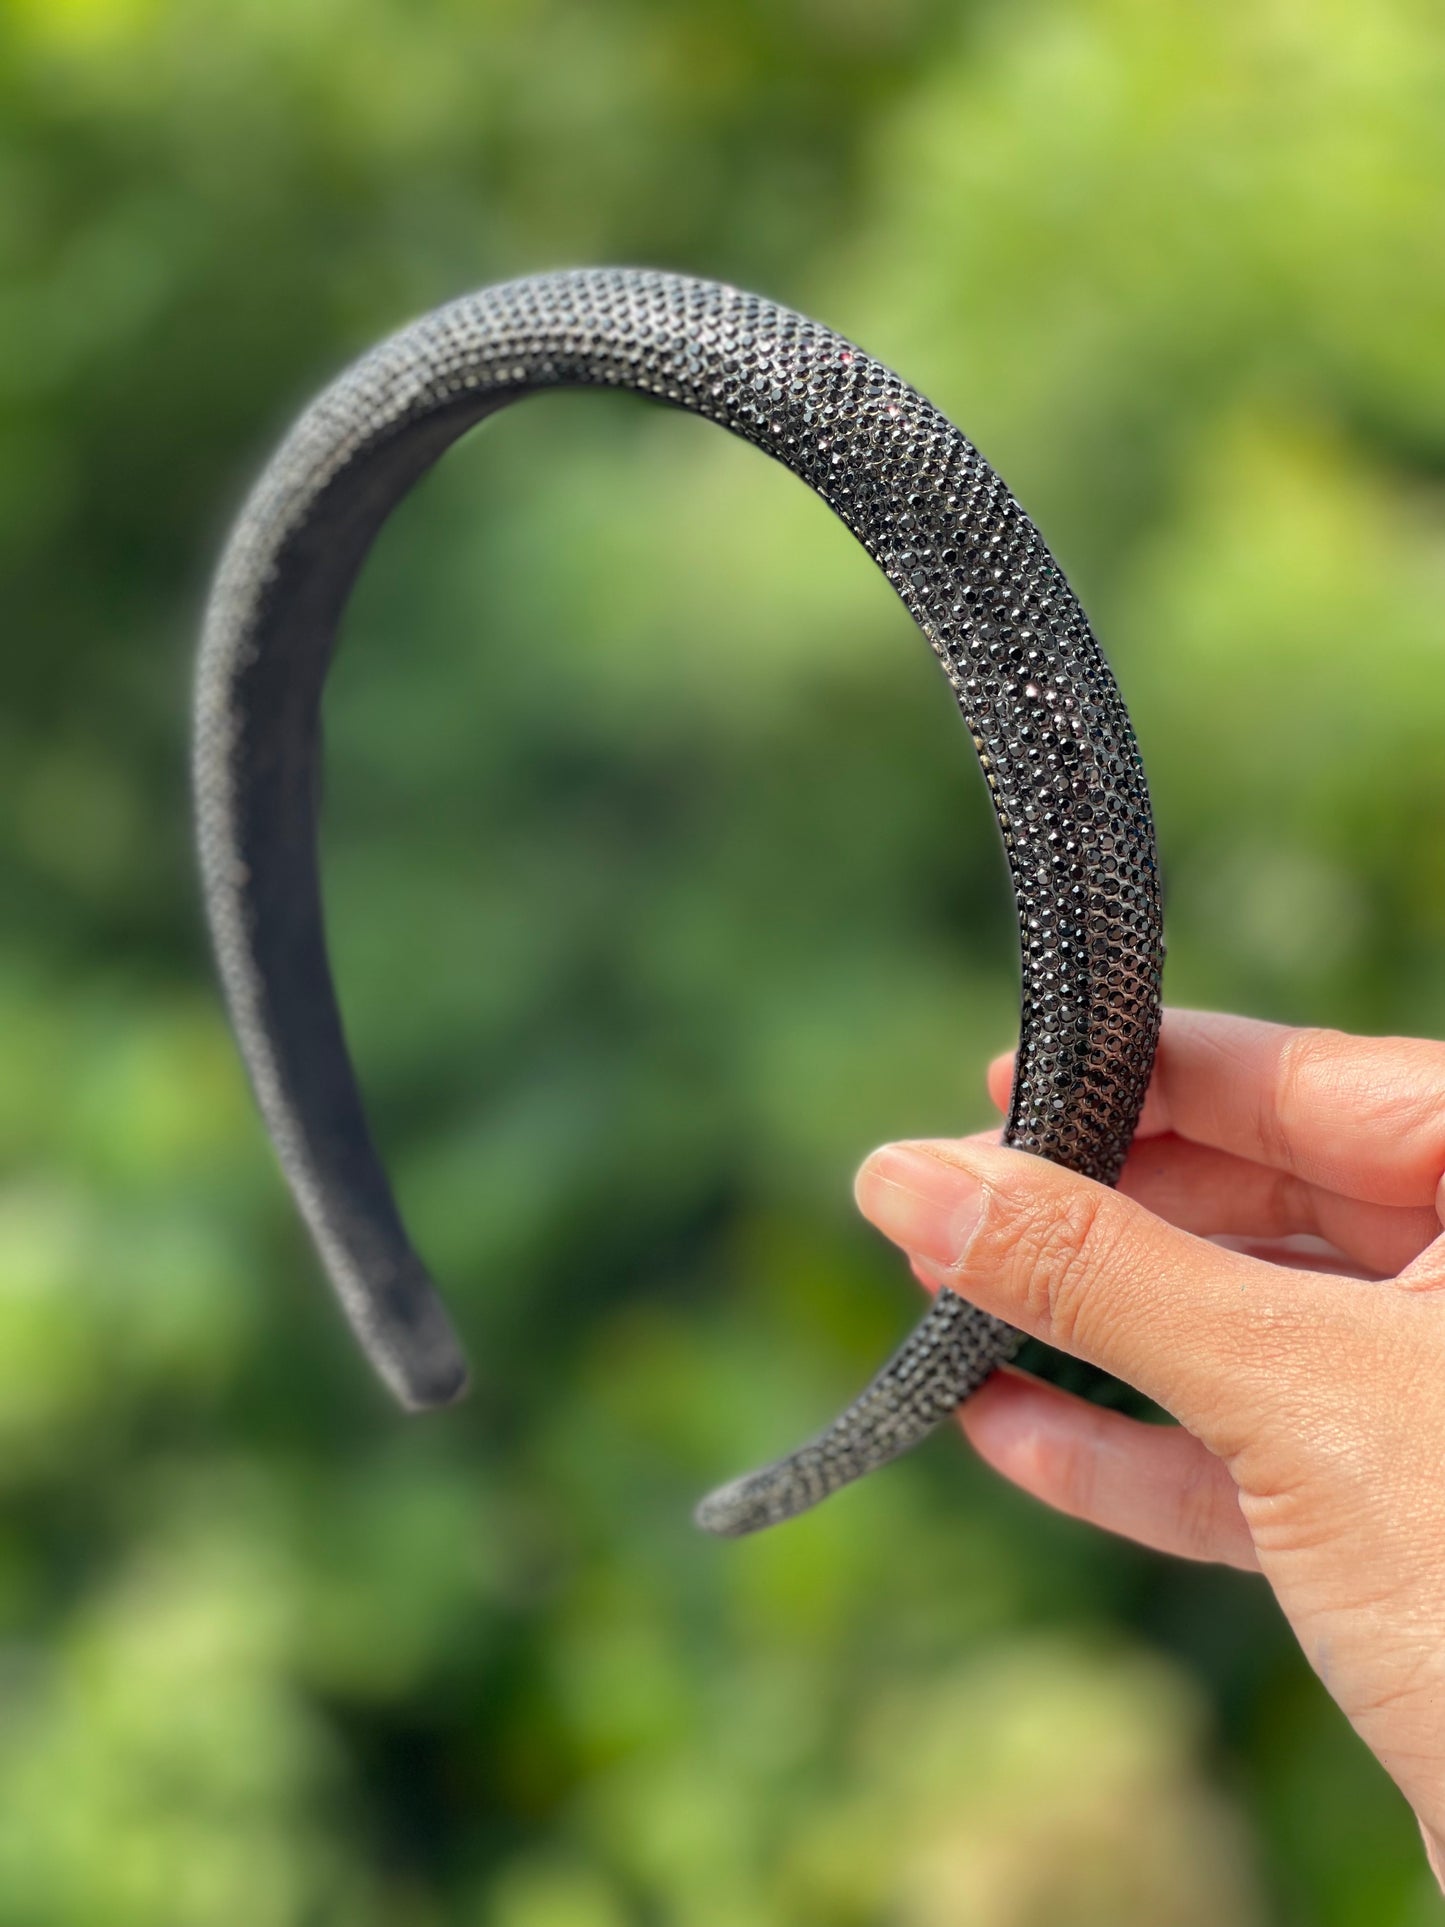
[990,1010,1445,1209]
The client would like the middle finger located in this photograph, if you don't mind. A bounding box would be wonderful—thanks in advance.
[1117,1133,1437,1276]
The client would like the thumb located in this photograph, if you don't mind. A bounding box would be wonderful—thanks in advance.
[855,1137,1329,1451]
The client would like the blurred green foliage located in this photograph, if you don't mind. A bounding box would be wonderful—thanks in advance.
[3,0,1445,1919]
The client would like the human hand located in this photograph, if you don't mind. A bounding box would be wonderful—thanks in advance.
[853,1010,1445,1869]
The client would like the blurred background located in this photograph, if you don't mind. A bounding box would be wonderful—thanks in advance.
[3,0,1445,1920]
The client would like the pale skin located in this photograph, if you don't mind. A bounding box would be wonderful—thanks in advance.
[853,1009,1445,1876]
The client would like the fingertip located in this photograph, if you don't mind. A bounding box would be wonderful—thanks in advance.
[986,1049,1016,1112]
[957,1369,1063,1472]
[957,1373,1110,1527]
[852,1146,881,1211]
[853,1140,907,1213]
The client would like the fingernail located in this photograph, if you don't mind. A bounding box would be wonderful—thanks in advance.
[854,1143,983,1268]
